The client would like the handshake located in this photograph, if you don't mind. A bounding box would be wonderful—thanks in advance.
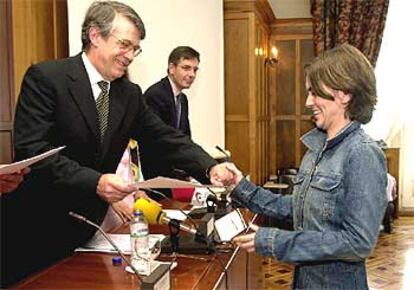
[96,162,244,204]
[208,162,244,188]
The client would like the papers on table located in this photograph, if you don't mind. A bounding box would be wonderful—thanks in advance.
[75,233,166,255]
[0,146,66,175]
[163,209,190,221]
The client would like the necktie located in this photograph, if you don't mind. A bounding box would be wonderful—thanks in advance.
[96,81,109,142]
[175,94,182,129]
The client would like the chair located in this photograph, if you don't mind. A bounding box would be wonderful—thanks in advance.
[277,167,299,176]
[277,174,296,195]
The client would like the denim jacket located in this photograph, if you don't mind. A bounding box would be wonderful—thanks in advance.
[231,122,387,290]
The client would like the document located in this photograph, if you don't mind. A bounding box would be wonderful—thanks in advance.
[136,176,211,188]
[163,209,190,221]
[0,146,66,175]
[214,209,247,242]
[76,233,166,255]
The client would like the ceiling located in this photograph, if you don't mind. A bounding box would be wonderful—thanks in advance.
[268,0,311,19]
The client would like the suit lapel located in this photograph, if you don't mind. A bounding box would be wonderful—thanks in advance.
[162,77,177,126]
[67,55,100,143]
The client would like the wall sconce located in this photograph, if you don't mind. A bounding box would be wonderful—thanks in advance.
[265,46,279,66]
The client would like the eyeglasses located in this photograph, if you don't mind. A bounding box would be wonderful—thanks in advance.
[110,33,142,57]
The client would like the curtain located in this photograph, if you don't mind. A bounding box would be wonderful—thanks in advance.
[311,0,389,67]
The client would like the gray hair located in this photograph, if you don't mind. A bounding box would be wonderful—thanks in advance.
[81,1,146,51]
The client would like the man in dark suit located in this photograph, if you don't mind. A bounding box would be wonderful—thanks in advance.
[0,2,231,287]
[141,46,199,180]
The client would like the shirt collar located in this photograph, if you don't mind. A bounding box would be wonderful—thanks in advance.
[301,121,361,151]
[167,76,182,99]
[82,52,110,88]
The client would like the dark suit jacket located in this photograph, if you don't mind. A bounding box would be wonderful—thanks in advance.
[0,54,215,287]
[145,77,191,136]
[141,77,192,180]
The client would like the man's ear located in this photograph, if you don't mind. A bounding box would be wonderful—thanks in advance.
[89,26,101,48]
[168,63,176,75]
[338,91,351,105]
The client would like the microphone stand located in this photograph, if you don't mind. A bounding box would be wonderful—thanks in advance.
[168,219,181,253]
[215,145,231,162]
[69,211,143,283]
[143,184,228,274]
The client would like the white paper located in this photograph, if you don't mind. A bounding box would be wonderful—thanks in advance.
[214,210,247,242]
[0,146,66,175]
[136,176,212,189]
[75,233,166,255]
[163,209,190,221]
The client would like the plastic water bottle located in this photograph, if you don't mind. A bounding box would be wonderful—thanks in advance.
[130,210,150,275]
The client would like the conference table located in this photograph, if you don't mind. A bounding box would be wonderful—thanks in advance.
[12,200,263,289]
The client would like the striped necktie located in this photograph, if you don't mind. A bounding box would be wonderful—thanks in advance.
[97,81,109,142]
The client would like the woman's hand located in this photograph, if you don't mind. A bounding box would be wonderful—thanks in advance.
[232,224,259,253]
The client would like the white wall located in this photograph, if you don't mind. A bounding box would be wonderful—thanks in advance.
[67,0,224,151]
[366,0,414,209]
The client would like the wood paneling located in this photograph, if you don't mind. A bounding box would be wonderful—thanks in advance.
[224,17,250,116]
[275,121,296,169]
[0,132,13,163]
[225,122,250,172]
[224,1,273,184]
[0,0,68,163]
[12,0,68,98]
[269,19,315,173]
[299,39,314,113]
[384,148,400,218]
[0,0,14,163]
[275,41,295,115]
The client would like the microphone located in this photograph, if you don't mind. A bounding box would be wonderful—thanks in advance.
[134,198,197,235]
[215,145,231,162]
[142,187,199,230]
[69,211,143,283]
[135,195,228,276]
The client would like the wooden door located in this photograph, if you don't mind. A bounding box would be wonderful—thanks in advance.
[0,0,68,163]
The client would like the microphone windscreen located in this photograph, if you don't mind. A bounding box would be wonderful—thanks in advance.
[134,198,165,224]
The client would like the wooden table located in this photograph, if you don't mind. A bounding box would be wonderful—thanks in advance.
[12,201,262,289]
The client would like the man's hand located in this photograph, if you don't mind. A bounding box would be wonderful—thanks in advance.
[232,224,259,253]
[111,200,134,223]
[97,174,138,203]
[134,190,161,206]
[0,167,31,195]
[209,162,243,187]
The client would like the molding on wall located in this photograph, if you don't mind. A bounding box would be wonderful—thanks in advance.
[224,0,275,24]
[271,18,312,35]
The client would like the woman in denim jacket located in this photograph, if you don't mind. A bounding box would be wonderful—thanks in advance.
[230,44,387,290]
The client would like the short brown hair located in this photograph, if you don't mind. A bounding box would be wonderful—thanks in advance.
[305,44,377,124]
[167,46,200,73]
[81,1,146,51]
